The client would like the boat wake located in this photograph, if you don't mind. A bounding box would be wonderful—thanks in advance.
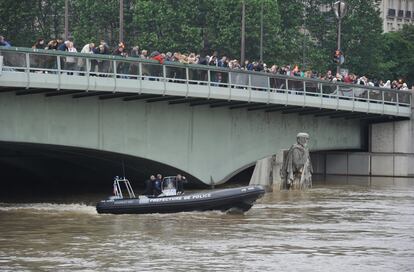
[0,203,97,214]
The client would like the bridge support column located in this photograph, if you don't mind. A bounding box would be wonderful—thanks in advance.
[370,118,414,177]
[311,114,414,181]
[249,151,285,191]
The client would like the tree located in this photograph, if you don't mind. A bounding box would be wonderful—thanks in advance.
[339,0,384,78]
[130,0,281,62]
[130,0,204,53]
[380,25,414,86]
[71,0,120,47]
[276,0,305,65]
[0,0,64,47]
[304,0,384,77]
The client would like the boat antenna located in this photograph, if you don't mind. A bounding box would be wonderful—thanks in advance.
[122,160,126,179]
[210,176,215,189]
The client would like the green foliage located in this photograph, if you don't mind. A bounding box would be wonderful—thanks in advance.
[130,0,205,53]
[0,0,411,83]
[130,0,281,61]
[71,0,120,47]
[277,0,305,65]
[0,0,64,46]
[304,0,384,77]
[381,25,414,85]
[340,0,384,78]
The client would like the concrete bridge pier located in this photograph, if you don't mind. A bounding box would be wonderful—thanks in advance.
[249,151,285,191]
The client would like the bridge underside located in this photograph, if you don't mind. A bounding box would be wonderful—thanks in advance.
[0,141,205,197]
[1,86,408,122]
[0,89,401,185]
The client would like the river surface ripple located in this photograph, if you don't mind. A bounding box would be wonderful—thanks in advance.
[0,184,414,272]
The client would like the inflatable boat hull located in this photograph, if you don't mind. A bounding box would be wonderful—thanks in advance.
[96,186,265,214]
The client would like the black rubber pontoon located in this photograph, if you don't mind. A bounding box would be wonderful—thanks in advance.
[96,177,265,214]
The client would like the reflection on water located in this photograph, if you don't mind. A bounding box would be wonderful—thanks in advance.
[1,179,414,271]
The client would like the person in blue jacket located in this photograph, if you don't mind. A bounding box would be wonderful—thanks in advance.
[153,174,163,196]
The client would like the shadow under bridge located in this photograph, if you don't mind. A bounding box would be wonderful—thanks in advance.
[0,141,202,197]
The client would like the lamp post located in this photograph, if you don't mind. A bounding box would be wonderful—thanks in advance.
[241,0,245,64]
[119,0,124,43]
[259,1,263,62]
[333,0,347,75]
[64,0,69,40]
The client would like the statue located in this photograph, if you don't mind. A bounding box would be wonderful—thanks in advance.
[280,133,313,190]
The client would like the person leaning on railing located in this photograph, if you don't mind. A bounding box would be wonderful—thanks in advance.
[128,46,140,76]
[77,43,95,73]
[31,38,47,71]
[113,42,129,76]
[0,35,11,47]
[65,42,78,75]
[45,39,59,50]
[93,41,110,76]
[401,83,409,91]
[1,40,411,90]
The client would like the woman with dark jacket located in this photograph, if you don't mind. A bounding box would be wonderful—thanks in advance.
[32,38,45,49]
[32,38,46,69]
[113,42,129,76]
[94,43,110,75]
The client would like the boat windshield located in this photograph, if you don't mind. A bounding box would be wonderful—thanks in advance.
[162,176,177,196]
[163,177,176,189]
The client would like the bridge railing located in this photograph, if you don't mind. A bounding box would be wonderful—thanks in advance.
[0,47,412,109]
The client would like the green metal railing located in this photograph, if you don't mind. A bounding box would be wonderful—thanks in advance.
[0,46,412,109]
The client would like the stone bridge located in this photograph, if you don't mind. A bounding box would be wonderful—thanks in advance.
[0,47,411,185]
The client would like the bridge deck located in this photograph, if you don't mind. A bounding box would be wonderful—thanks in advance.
[0,47,411,118]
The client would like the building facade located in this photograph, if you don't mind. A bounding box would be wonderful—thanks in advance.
[379,0,414,32]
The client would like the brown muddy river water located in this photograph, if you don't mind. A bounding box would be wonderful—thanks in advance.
[1,181,414,271]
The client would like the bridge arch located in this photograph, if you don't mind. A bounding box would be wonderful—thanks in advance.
[0,141,202,195]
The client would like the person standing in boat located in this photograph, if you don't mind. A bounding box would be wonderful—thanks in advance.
[176,174,187,194]
[153,174,163,196]
[143,175,155,195]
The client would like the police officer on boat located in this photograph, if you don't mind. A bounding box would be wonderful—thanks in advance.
[175,174,187,195]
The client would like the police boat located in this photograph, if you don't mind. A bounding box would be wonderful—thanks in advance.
[96,176,265,214]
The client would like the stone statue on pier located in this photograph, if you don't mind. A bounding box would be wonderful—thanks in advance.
[280,133,313,190]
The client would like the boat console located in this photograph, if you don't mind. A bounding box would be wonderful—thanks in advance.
[161,176,179,196]
[111,175,181,199]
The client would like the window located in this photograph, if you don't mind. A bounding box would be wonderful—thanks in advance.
[388,8,396,16]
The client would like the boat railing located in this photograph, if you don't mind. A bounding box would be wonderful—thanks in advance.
[113,176,136,199]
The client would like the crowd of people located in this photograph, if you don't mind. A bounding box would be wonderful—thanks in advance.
[143,174,187,196]
[0,35,412,91]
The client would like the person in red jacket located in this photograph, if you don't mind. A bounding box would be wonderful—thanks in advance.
[150,51,164,64]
